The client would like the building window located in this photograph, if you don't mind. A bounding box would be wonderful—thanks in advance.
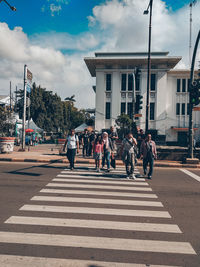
[151,74,156,91]
[182,103,185,115]
[105,102,111,119]
[176,103,180,115]
[121,74,126,91]
[128,74,133,91]
[121,102,126,114]
[177,79,181,92]
[106,74,112,91]
[127,103,133,119]
[187,103,190,115]
[150,102,155,120]
[182,79,186,92]
[136,73,140,91]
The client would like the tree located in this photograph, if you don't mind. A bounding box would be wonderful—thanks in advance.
[0,106,14,136]
[115,114,132,139]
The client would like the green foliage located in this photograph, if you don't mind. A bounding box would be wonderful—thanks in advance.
[0,106,14,136]
[29,83,89,133]
[115,114,133,139]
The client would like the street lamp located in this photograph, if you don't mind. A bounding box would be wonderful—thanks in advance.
[0,0,16,11]
[143,0,153,134]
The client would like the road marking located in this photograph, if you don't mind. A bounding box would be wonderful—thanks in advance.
[5,216,182,233]
[0,231,195,254]
[57,174,146,181]
[20,204,171,218]
[31,196,163,207]
[181,169,200,183]
[0,255,182,267]
[58,174,146,182]
[53,178,148,186]
[46,183,153,191]
[40,188,158,198]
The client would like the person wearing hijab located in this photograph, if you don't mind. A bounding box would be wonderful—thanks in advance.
[101,132,114,172]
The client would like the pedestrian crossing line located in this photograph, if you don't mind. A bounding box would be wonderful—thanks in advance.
[53,178,148,186]
[46,183,153,191]
[0,254,182,267]
[57,174,146,182]
[20,204,172,218]
[40,189,158,198]
[5,216,182,233]
[31,196,163,207]
[0,231,195,254]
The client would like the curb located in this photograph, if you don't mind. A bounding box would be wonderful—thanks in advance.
[0,157,200,168]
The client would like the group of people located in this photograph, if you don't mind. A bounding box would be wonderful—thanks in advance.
[63,127,157,180]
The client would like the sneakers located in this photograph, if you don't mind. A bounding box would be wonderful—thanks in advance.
[129,174,136,180]
[148,175,152,179]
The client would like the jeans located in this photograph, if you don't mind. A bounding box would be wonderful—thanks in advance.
[143,156,154,176]
[102,151,110,169]
[67,148,76,169]
[125,152,134,176]
[83,144,89,156]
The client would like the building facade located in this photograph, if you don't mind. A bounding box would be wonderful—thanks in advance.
[84,52,200,145]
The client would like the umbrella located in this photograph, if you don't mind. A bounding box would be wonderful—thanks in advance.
[25,129,34,133]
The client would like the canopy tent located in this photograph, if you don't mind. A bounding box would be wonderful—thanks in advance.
[75,123,94,133]
[25,119,43,133]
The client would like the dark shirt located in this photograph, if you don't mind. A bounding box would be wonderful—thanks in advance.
[82,133,89,145]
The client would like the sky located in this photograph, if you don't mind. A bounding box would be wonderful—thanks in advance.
[0,0,199,108]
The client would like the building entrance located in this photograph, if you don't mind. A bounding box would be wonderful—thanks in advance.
[177,132,188,147]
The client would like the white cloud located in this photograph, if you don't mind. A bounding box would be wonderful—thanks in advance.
[42,0,69,16]
[0,0,200,109]
[0,22,95,108]
[88,0,200,67]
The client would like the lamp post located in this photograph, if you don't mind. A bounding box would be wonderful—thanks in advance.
[144,0,153,134]
[0,0,16,11]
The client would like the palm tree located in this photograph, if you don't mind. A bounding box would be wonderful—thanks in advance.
[64,95,76,102]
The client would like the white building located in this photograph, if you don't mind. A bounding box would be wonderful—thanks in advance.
[84,52,200,145]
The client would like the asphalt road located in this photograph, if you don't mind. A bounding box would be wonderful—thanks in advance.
[0,162,199,267]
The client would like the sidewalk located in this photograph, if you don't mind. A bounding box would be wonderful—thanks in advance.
[0,144,199,168]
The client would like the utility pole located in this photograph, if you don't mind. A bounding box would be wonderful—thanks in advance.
[188,30,200,158]
[189,1,197,65]
[22,64,27,151]
[9,81,12,116]
[144,0,153,134]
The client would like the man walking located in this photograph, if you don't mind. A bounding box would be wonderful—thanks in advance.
[63,129,79,170]
[82,129,89,157]
[140,133,157,179]
[121,132,137,179]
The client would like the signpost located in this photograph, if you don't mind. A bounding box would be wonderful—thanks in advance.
[21,65,32,151]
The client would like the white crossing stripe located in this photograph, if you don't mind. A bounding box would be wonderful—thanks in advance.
[180,169,200,183]
[0,231,195,254]
[57,174,146,181]
[0,255,182,267]
[58,174,146,182]
[5,216,182,233]
[53,178,148,186]
[40,188,158,198]
[31,196,163,207]
[46,183,153,191]
[20,204,171,218]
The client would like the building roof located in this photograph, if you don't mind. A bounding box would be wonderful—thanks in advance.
[84,52,182,77]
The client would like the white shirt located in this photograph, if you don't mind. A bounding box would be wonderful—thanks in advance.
[66,135,79,149]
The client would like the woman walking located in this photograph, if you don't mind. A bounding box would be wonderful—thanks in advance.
[102,132,114,172]
[93,135,103,172]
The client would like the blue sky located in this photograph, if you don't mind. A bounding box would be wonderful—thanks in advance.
[0,0,193,37]
[0,0,199,108]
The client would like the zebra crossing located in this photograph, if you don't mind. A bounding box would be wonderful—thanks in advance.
[0,166,197,266]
